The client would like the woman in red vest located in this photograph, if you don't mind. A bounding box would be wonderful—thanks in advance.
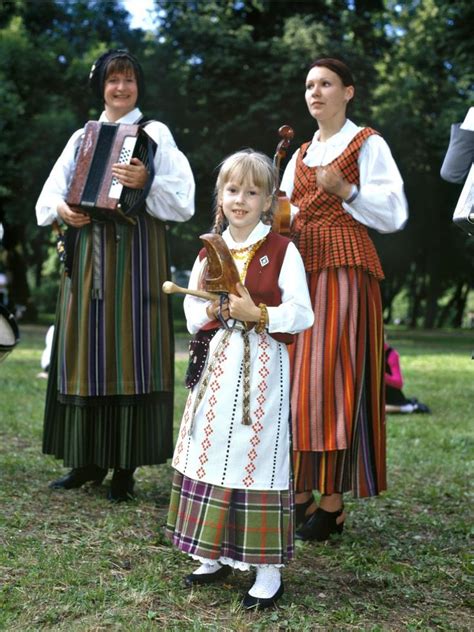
[281,57,408,540]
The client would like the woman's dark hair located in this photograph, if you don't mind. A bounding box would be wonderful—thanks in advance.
[309,57,355,87]
[89,49,145,102]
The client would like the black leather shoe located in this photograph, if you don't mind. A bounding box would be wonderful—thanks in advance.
[49,466,107,490]
[108,468,136,502]
[242,581,284,610]
[184,564,231,587]
[295,506,345,542]
[413,402,431,414]
[295,496,315,527]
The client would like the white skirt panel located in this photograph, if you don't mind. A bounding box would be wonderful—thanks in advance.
[172,328,290,490]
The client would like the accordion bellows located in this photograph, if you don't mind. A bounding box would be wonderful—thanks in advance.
[66,121,156,223]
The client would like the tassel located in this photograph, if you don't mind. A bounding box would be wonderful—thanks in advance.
[241,330,252,425]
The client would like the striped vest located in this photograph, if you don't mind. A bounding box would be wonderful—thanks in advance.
[291,128,384,280]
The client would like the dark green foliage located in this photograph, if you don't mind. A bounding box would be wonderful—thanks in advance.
[0,0,472,325]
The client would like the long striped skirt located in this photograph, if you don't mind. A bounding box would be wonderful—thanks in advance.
[290,267,386,498]
[42,215,174,469]
[165,472,294,568]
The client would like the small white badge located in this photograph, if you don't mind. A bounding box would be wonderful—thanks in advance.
[260,255,269,267]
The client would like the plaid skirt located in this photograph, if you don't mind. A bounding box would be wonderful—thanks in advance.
[165,472,294,568]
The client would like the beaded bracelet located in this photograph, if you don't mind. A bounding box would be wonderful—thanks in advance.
[255,303,269,334]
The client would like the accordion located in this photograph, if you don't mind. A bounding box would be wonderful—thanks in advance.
[66,121,156,223]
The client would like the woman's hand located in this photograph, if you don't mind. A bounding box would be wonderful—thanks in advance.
[316,166,353,200]
[57,201,91,227]
[228,283,260,322]
[111,157,148,189]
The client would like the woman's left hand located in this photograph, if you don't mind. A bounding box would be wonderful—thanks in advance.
[316,166,352,200]
[111,157,148,189]
[228,283,261,322]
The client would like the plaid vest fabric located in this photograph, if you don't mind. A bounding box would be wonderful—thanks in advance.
[291,127,384,280]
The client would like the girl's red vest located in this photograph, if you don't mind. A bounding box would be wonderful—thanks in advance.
[199,231,294,344]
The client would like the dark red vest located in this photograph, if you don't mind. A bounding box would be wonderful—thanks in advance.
[199,230,294,344]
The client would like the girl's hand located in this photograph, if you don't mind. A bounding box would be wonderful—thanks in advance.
[111,157,148,189]
[57,200,91,227]
[228,283,260,322]
[316,166,352,200]
[206,296,230,322]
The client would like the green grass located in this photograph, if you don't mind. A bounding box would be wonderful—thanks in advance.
[0,325,472,630]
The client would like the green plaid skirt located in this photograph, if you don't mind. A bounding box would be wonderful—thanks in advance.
[165,471,294,567]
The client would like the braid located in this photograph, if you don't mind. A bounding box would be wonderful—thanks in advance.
[261,193,276,226]
[211,203,227,234]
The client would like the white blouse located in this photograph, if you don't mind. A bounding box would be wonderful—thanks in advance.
[280,119,408,234]
[36,107,195,226]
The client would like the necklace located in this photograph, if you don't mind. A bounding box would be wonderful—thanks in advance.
[230,237,266,282]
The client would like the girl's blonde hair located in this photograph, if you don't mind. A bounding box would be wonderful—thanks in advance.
[212,149,276,234]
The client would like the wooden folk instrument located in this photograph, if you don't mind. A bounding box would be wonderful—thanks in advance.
[199,233,240,295]
[162,233,241,301]
[271,124,294,236]
[161,281,219,301]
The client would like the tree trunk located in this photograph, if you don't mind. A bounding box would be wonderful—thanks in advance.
[424,273,441,329]
[453,282,470,328]
[408,266,425,329]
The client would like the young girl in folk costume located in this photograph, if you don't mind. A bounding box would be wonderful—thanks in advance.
[281,57,408,541]
[165,150,313,609]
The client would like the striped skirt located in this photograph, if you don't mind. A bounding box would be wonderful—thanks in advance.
[165,472,294,568]
[290,267,386,498]
[42,214,174,469]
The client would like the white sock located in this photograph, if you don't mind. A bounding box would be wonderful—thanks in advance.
[248,566,281,598]
[192,559,222,575]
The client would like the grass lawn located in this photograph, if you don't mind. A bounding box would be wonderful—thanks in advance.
[0,325,472,631]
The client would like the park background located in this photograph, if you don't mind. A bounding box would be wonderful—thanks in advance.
[0,1,473,630]
[0,0,473,327]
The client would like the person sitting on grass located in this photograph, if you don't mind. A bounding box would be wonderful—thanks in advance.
[385,341,431,414]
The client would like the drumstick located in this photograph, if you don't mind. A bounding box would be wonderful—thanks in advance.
[161,281,220,302]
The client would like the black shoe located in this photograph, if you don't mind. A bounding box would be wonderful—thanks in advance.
[184,564,231,587]
[49,466,107,490]
[413,402,431,414]
[242,581,284,610]
[108,468,136,502]
[295,496,315,527]
[295,506,345,542]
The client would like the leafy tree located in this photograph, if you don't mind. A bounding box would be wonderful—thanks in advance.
[372,0,474,327]
[0,0,472,326]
